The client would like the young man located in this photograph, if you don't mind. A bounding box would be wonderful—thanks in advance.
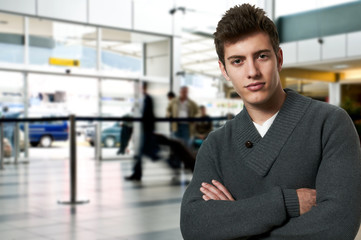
[180,4,361,240]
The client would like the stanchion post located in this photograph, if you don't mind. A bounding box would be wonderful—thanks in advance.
[0,122,3,170]
[58,115,89,205]
[95,123,101,161]
[14,123,19,164]
[24,122,29,158]
[70,114,77,202]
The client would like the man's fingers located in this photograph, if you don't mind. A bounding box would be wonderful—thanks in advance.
[202,195,211,201]
[200,181,234,201]
[200,185,222,200]
[212,180,235,201]
[201,183,227,200]
[201,182,228,200]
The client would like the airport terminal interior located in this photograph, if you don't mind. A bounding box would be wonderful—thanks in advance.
[1,0,361,239]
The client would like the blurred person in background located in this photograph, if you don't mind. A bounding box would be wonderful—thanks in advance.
[166,86,198,147]
[167,91,175,102]
[117,110,134,155]
[194,105,213,140]
[193,105,213,150]
[125,83,159,181]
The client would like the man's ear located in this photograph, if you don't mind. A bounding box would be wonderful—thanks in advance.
[277,48,283,72]
[218,60,230,81]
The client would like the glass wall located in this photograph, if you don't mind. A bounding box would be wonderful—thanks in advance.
[101,28,142,74]
[0,71,24,110]
[99,79,136,157]
[28,74,98,116]
[28,18,97,69]
[0,12,172,160]
[0,13,24,64]
[100,79,135,117]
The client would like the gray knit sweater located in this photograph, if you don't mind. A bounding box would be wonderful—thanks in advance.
[180,89,361,240]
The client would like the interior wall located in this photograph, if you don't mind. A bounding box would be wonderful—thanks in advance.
[144,40,170,78]
[0,0,175,36]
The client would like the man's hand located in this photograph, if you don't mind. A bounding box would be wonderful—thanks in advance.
[297,188,317,215]
[200,180,235,201]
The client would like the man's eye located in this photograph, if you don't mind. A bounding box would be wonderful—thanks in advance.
[232,59,242,64]
[259,54,268,59]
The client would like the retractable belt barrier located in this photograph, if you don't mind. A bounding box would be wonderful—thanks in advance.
[0,115,228,204]
[0,116,227,123]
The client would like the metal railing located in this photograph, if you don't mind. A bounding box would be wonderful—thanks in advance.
[0,115,228,204]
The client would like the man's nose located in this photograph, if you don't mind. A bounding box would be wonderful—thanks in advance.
[246,60,260,79]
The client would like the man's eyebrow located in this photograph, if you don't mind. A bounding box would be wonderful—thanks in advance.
[255,49,272,55]
[226,49,272,60]
[227,55,244,60]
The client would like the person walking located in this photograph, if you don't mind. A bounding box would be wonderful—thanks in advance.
[125,82,159,181]
[117,111,133,155]
[166,86,198,146]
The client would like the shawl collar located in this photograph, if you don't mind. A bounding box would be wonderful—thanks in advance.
[233,89,312,177]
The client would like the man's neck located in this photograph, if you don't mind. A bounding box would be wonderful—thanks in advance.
[246,89,287,125]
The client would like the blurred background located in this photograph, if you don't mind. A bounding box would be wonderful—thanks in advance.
[1,0,361,239]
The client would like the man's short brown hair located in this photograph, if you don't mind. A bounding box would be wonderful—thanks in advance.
[214,4,280,67]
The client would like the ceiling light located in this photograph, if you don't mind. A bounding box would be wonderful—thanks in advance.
[333,64,349,69]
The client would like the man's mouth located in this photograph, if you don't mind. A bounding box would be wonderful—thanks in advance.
[245,82,265,91]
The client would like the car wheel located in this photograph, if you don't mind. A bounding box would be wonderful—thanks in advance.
[104,136,116,148]
[40,135,53,147]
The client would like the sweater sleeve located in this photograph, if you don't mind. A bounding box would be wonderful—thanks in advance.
[267,108,361,240]
[180,137,289,240]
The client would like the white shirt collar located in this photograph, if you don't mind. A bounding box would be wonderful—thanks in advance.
[253,112,279,138]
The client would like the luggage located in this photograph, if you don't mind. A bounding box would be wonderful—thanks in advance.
[154,133,195,171]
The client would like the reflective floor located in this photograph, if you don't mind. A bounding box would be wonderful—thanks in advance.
[0,145,361,240]
[0,146,189,239]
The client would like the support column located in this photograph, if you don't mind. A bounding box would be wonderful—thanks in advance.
[95,28,102,161]
[24,17,29,65]
[262,0,275,20]
[23,72,29,159]
[23,17,29,159]
[328,82,341,106]
[172,36,182,93]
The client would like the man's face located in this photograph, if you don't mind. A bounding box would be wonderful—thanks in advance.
[219,31,283,108]
[180,87,188,99]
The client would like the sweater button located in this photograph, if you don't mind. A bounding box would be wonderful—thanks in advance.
[245,141,253,148]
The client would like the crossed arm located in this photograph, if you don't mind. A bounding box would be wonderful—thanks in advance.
[201,180,316,215]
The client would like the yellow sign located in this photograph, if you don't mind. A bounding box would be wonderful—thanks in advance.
[49,58,80,67]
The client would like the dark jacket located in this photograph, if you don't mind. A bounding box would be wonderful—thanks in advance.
[142,94,155,132]
[181,89,361,240]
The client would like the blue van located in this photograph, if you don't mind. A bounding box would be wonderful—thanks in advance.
[21,120,69,147]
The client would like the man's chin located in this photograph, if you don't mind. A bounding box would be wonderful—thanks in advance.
[243,94,269,106]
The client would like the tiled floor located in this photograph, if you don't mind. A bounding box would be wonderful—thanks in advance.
[1,145,361,240]
[0,146,189,240]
